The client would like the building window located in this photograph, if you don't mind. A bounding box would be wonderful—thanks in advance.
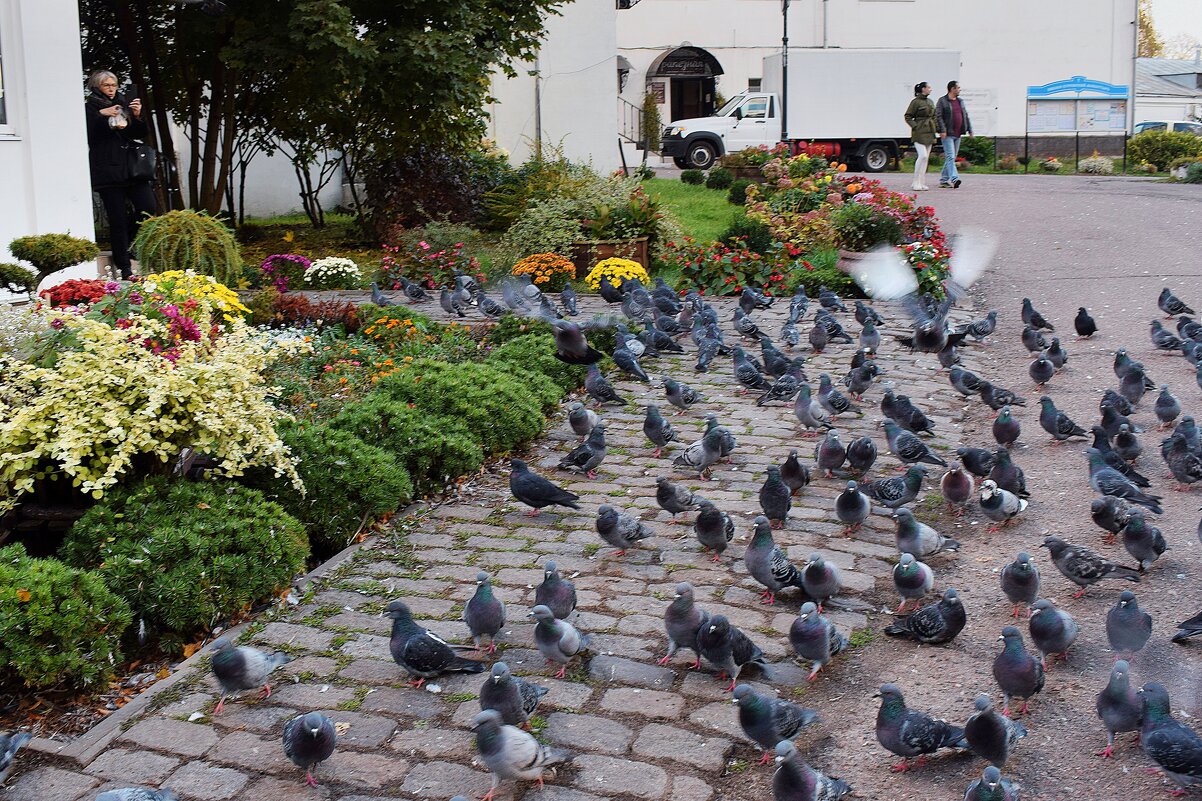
[0,20,8,126]
[748,78,762,92]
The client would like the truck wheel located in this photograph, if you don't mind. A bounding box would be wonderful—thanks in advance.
[686,141,717,170]
[861,144,891,173]
[673,157,689,169]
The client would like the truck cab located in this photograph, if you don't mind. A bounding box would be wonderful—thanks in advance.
[660,92,777,170]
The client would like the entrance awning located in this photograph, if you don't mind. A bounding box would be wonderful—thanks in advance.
[646,47,724,78]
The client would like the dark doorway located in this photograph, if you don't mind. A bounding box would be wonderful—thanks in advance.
[671,76,717,120]
[648,47,724,121]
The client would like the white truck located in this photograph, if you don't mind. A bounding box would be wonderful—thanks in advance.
[660,48,961,172]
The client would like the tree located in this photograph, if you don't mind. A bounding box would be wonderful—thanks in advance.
[1138,0,1165,58]
[79,0,567,219]
[1163,33,1202,61]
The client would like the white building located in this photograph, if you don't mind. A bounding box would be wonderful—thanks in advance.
[1136,56,1202,123]
[0,0,96,292]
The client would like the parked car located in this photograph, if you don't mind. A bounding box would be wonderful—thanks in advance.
[1134,120,1202,135]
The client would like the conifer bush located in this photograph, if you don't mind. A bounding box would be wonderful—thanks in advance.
[133,210,241,286]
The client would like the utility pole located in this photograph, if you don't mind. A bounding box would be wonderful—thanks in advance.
[781,0,789,143]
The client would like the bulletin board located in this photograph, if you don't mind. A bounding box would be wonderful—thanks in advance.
[1026,100,1077,133]
[1076,100,1128,131]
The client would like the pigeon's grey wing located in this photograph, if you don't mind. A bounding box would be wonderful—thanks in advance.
[850,245,918,301]
[769,547,800,586]
[237,645,280,685]
[773,699,819,738]
[557,623,584,657]
[1063,549,1114,581]
[1145,721,1202,779]
[491,725,543,780]
[898,711,958,753]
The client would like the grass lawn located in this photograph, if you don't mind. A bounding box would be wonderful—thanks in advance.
[643,178,740,242]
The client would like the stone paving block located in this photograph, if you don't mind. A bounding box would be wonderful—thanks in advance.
[524,787,609,801]
[545,711,634,754]
[391,726,474,759]
[322,611,392,635]
[269,682,357,709]
[208,730,295,774]
[155,690,216,719]
[327,751,410,787]
[588,655,674,689]
[340,633,391,660]
[540,678,594,710]
[3,767,99,801]
[399,595,456,619]
[571,754,669,800]
[599,688,685,719]
[86,747,181,784]
[385,578,452,596]
[163,761,250,800]
[671,774,715,801]
[242,776,332,801]
[212,703,298,733]
[339,658,400,685]
[616,613,662,636]
[120,717,219,757]
[256,622,335,651]
[279,655,341,679]
[315,709,398,748]
[632,723,732,771]
[359,686,447,719]
[687,701,744,738]
[400,760,494,798]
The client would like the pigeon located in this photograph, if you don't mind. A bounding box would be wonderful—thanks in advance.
[1118,366,1154,407]
[1074,307,1097,338]
[874,683,968,771]
[1028,598,1079,667]
[656,476,702,522]
[1106,590,1153,655]
[95,791,179,801]
[1163,432,1202,489]
[1092,495,1134,540]
[664,377,702,412]
[1120,513,1168,571]
[734,346,773,393]
[819,286,848,313]
[794,384,834,436]
[845,436,877,474]
[859,318,882,351]
[673,426,724,480]
[757,466,793,528]
[882,390,931,435]
[697,614,769,691]
[598,275,623,303]
[884,588,966,645]
[1158,287,1195,317]
[1174,610,1202,643]
[480,661,547,728]
[395,276,428,303]
[1043,337,1068,369]
[940,463,974,514]
[1095,660,1143,757]
[1021,325,1048,354]
[988,447,1028,499]
[780,321,801,349]
[282,711,337,787]
[1155,385,1182,428]
[1086,449,1163,514]
[510,459,580,515]
[529,604,590,678]
[567,402,599,439]
[844,361,878,400]
[957,447,996,478]
[772,740,852,801]
[746,515,806,603]
[892,553,934,613]
[584,364,625,405]
[1028,355,1054,386]
[473,708,573,799]
[815,429,847,478]
[476,290,507,319]
[965,694,1028,767]
[883,421,946,467]
[1177,416,1202,451]
[993,627,1045,716]
[535,561,576,620]
[465,571,506,654]
[801,553,842,611]
[557,423,607,479]
[1151,319,1184,351]
[892,507,960,558]
[818,374,860,418]
[643,405,676,458]
[734,307,763,340]
[1093,428,1152,487]
[1000,552,1041,618]
[979,479,1027,531]
[0,732,31,786]
[370,281,395,306]
[387,600,484,687]
[992,406,1021,447]
[1021,297,1054,331]
[939,343,961,369]
[835,480,871,534]
[855,299,883,325]
[790,602,847,681]
[978,381,1026,411]
[957,311,998,341]
[963,766,1020,801]
[865,466,928,510]
[659,582,710,668]
[694,500,735,560]
[808,323,829,353]
[440,287,467,318]
[560,284,578,316]
[1042,536,1140,598]
[612,344,649,383]
[209,637,292,714]
[1139,682,1202,794]
[733,684,821,764]
[949,366,984,398]
[595,503,654,556]
[781,449,813,495]
[1112,424,1142,462]
[1038,396,1087,442]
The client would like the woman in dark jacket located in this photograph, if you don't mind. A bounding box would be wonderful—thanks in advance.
[903,82,937,192]
[85,70,157,279]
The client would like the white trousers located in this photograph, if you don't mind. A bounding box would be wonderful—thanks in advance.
[913,143,931,189]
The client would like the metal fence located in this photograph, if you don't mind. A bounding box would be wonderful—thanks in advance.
[954,133,1131,172]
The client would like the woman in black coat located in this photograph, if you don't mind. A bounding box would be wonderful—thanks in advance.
[85,70,158,279]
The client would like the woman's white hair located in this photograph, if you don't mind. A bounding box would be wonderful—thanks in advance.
[87,70,119,91]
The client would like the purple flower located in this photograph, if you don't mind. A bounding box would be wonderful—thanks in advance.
[50,318,65,329]
[104,281,122,295]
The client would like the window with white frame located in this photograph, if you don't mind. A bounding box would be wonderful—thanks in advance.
[0,19,7,127]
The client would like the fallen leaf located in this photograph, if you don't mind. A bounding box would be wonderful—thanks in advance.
[16,589,31,602]
[196,502,210,510]
[181,642,201,658]
[334,721,352,735]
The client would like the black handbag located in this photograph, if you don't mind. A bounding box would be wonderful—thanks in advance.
[127,142,158,182]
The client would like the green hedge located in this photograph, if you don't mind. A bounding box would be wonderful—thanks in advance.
[0,544,131,689]
[245,422,414,558]
[680,169,705,185]
[487,333,588,396]
[61,478,308,651]
[705,168,734,190]
[1128,130,1202,171]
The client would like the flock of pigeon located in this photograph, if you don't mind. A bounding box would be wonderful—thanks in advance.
[6,269,1202,801]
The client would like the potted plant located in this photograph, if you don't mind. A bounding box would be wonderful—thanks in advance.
[8,233,100,291]
[570,190,660,277]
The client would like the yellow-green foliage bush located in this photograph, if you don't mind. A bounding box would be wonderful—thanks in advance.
[0,543,131,689]
[0,310,301,514]
[61,477,308,651]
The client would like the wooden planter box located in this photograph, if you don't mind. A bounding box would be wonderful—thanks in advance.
[570,237,649,279]
[726,166,764,181]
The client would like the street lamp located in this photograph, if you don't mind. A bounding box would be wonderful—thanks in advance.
[781,0,789,143]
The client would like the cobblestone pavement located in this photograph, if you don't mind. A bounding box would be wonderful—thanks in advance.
[9,289,981,801]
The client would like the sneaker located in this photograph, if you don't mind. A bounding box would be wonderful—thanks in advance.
[952,178,962,189]
[938,182,952,188]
